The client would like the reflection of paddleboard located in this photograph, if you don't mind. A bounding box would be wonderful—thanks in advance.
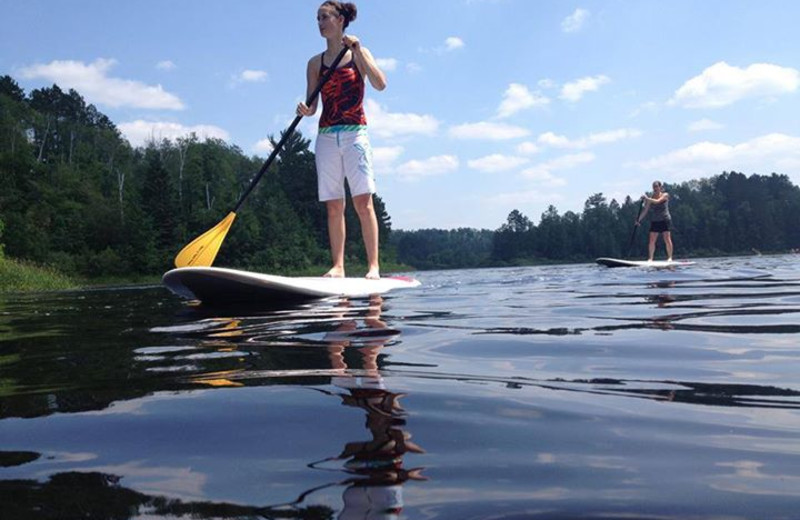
[596,257,695,268]
[163,267,421,304]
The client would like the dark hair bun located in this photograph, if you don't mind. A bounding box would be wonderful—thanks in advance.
[322,1,358,27]
[341,2,357,23]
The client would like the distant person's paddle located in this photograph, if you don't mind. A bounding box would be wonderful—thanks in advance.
[627,198,645,258]
[174,46,349,268]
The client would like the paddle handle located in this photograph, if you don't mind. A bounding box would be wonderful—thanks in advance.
[233,45,350,212]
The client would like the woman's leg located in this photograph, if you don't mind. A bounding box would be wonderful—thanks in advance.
[325,199,346,277]
[353,193,380,279]
[663,231,673,261]
[648,232,658,261]
[316,132,347,277]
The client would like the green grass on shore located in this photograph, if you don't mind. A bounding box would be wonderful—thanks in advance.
[0,256,77,292]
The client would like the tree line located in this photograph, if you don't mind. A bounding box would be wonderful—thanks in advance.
[487,172,800,265]
[1,75,798,280]
[393,173,800,268]
[0,76,391,278]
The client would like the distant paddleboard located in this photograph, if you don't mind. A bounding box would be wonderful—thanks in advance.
[162,266,421,304]
[596,257,695,268]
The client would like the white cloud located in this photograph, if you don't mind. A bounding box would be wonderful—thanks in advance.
[587,128,642,145]
[156,60,176,71]
[516,141,542,155]
[449,121,531,140]
[537,132,571,148]
[638,133,800,180]
[231,69,268,86]
[559,75,610,102]
[602,179,643,205]
[119,120,229,147]
[375,58,398,72]
[670,61,800,109]
[496,83,549,118]
[467,154,529,173]
[373,145,405,173]
[365,99,439,138]
[18,58,184,110]
[253,138,274,154]
[445,37,465,51]
[537,128,641,149]
[395,155,459,181]
[423,37,465,55]
[538,78,557,89]
[241,70,267,82]
[688,118,724,132]
[538,173,571,188]
[521,169,567,187]
[522,152,595,184]
[561,8,590,33]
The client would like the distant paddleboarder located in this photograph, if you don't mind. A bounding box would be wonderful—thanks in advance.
[635,180,674,262]
[296,1,387,280]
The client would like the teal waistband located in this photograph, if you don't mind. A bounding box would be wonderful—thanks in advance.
[318,124,368,134]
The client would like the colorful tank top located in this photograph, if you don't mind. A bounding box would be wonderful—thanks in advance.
[318,52,367,132]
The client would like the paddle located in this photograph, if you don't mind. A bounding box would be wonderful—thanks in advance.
[174,45,350,268]
[627,198,645,258]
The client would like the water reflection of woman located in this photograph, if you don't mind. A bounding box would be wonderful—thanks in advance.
[322,294,427,519]
[331,380,426,519]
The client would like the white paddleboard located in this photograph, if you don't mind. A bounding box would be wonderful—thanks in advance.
[162,266,421,304]
[596,257,695,268]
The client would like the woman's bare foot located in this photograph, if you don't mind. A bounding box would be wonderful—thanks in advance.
[323,266,345,278]
[365,267,380,280]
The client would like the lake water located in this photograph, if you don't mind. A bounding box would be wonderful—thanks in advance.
[2,255,800,519]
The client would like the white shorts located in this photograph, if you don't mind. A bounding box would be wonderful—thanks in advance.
[315,128,376,202]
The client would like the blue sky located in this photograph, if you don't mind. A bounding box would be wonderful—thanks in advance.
[3,0,799,230]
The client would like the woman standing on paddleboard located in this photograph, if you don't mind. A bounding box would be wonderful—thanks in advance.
[296,1,387,280]
[635,180,674,262]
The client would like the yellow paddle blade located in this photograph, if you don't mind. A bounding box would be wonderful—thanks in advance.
[174,211,237,267]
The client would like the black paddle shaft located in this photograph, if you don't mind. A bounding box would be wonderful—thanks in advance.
[627,198,645,257]
[232,45,349,212]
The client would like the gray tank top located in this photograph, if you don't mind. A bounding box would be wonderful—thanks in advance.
[651,196,671,222]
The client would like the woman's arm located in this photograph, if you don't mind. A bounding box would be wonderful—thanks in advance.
[344,35,387,91]
[297,55,321,117]
[644,192,669,204]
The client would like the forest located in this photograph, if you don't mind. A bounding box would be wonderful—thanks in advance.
[1,75,799,280]
[458,170,800,266]
[0,75,391,278]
